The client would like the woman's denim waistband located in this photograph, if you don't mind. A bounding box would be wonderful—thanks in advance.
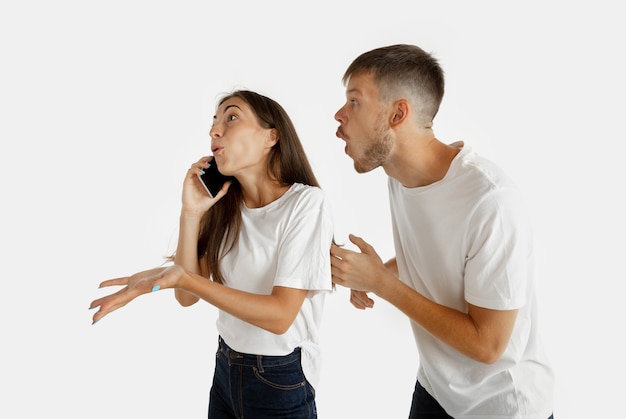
[217,336,301,369]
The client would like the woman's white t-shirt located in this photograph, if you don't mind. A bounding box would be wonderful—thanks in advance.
[216,183,334,389]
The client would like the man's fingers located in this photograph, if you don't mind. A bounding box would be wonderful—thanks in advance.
[350,290,375,309]
[330,244,347,260]
[350,292,367,309]
[348,234,372,253]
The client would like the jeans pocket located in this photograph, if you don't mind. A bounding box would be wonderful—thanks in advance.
[252,364,306,391]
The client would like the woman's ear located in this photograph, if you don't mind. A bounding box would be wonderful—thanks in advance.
[265,128,279,147]
[390,99,409,128]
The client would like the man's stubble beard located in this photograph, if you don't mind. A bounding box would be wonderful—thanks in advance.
[354,114,393,174]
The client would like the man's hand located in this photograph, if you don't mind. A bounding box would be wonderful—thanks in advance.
[330,234,387,309]
[350,289,375,309]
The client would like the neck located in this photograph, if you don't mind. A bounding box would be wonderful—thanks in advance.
[384,135,462,188]
[241,181,290,208]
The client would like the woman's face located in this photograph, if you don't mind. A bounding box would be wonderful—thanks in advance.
[209,96,276,179]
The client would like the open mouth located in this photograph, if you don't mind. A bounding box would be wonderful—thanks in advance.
[336,127,347,141]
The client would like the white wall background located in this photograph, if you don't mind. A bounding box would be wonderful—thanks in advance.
[1,1,624,418]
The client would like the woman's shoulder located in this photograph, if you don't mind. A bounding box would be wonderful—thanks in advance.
[291,183,326,197]
[286,183,329,208]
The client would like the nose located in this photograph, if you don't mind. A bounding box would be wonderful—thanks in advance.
[334,105,346,124]
[209,125,222,139]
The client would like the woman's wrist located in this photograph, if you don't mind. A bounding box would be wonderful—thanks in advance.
[180,208,205,220]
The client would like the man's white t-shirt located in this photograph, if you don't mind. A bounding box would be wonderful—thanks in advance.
[217,183,334,390]
[389,143,554,418]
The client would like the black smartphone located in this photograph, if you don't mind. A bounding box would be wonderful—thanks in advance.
[199,159,231,198]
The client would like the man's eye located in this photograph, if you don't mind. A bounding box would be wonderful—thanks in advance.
[350,99,358,106]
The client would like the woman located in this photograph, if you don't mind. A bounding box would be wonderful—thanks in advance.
[90,90,334,418]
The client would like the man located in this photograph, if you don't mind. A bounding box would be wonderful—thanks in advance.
[330,44,554,418]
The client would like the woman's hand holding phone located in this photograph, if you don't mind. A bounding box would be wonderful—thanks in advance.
[199,157,232,198]
[181,156,231,214]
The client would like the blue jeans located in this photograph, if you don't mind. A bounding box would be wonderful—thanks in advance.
[409,380,553,419]
[208,337,316,419]
[409,380,454,418]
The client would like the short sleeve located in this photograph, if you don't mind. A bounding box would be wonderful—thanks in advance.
[274,189,334,292]
[464,187,531,310]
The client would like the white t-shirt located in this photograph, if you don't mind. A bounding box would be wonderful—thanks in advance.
[389,144,554,418]
[216,183,334,389]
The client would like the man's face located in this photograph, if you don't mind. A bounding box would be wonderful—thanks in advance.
[334,72,392,173]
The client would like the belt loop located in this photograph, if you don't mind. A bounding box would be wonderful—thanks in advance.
[256,355,264,373]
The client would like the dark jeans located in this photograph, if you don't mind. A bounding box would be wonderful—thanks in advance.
[208,337,316,419]
[409,379,554,419]
[409,380,454,419]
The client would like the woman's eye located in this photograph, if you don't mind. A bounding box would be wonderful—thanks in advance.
[350,99,358,106]
[227,114,237,121]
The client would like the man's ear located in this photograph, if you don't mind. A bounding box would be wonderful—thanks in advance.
[390,99,409,128]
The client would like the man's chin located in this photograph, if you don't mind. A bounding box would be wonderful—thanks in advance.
[354,161,378,174]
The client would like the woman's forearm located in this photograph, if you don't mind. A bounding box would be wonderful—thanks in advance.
[174,212,203,306]
[179,271,307,334]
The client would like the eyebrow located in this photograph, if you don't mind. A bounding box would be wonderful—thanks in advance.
[213,104,242,120]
